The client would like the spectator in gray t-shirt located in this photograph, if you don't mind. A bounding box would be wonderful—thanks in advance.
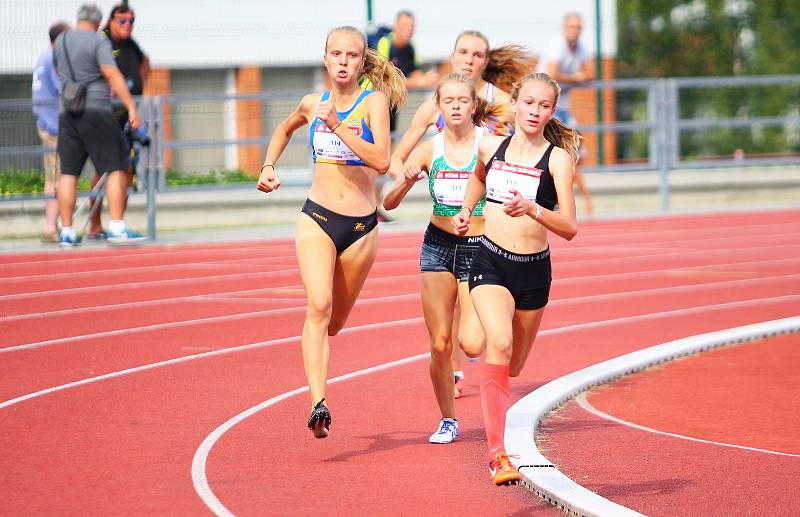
[537,12,595,217]
[52,3,145,247]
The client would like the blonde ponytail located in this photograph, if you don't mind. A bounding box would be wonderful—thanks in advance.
[485,44,534,93]
[362,47,407,110]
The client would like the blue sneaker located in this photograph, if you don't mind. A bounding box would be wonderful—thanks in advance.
[59,231,79,248]
[107,225,146,246]
[429,418,459,444]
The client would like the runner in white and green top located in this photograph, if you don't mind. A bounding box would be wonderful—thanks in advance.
[382,73,507,446]
[428,126,486,217]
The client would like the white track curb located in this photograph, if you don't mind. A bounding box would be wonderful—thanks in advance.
[505,316,800,517]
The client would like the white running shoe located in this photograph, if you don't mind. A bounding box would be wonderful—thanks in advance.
[429,418,459,444]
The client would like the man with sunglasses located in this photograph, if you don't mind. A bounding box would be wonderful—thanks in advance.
[87,2,150,239]
[53,3,144,247]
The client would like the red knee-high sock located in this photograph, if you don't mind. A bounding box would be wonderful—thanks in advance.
[481,362,511,461]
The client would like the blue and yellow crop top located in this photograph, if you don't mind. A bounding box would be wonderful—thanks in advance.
[310,89,375,166]
[428,126,486,217]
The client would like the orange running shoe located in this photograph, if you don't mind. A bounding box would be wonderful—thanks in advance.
[489,452,522,486]
[454,376,465,399]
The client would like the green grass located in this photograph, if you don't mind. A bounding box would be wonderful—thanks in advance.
[0,166,254,195]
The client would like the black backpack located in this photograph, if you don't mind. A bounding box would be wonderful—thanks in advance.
[366,25,392,50]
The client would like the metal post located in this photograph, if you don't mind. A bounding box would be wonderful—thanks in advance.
[156,96,166,191]
[647,81,658,169]
[595,0,604,165]
[366,0,373,24]
[145,96,157,241]
[657,79,671,213]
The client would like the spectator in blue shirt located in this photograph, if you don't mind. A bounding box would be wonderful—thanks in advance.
[32,21,70,243]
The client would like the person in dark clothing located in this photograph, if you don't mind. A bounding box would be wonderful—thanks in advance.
[371,10,438,222]
[88,2,150,239]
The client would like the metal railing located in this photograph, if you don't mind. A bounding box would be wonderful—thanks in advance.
[2,74,799,239]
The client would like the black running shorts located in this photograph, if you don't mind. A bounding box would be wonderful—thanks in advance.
[57,109,128,176]
[468,236,552,310]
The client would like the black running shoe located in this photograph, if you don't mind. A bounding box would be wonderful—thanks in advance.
[308,398,331,438]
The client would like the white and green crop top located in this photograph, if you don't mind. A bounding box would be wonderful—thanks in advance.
[428,126,486,217]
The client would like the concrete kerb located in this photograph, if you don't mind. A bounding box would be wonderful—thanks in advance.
[506,316,800,517]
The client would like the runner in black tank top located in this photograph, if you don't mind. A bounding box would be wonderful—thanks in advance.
[449,73,581,486]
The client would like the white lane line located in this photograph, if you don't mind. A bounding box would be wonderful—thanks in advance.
[191,351,430,517]
[0,258,418,301]
[3,282,798,357]
[0,273,421,323]
[0,317,425,411]
[3,296,797,410]
[575,393,800,458]
[505,317,800,517]
[0,244,290,268]
[0,256,277,283]
[0,292,421,354]
[4,249,798,323]
[0,245,423,283]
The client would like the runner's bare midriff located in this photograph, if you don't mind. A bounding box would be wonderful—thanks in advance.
[308,162,380,215]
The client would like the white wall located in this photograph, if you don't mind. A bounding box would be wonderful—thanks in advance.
[1,0,617,73]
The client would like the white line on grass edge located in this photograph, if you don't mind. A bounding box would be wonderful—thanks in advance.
[505,316,800,517]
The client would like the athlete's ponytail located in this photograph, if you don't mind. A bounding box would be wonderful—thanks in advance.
[511,73,582,162]
[485,44,534,93]
[434,72,508,128]
[325,26,407,110]
[362,47,407,110]
[453,31,533,93]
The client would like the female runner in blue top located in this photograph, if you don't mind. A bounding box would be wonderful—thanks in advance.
[452,72,580,485]
[257,26,406,439]
[384,73,505,444]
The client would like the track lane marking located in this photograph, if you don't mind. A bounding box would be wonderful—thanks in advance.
[2,294,797,411]
[576,393,800,458]
[3,278,798,355]
[3,252,798,322]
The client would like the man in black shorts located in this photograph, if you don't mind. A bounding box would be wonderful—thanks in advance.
[88,2,151,238]
[53,3,144,246]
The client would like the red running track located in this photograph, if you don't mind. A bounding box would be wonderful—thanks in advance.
[0,210,798,515]
[539,333,800,516]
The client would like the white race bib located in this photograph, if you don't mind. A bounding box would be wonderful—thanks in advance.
[433,170,470,206]
[485,159,541,202]
[313,124,359,162]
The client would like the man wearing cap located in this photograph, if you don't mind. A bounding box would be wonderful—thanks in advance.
[53,3,144,246]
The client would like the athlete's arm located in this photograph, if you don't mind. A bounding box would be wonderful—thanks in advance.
[332,91,391,173]
[527,147,578,240]
[452,137,497,234]
[388,98,437,174]
[383,139,431,210]
[257,93,314,193]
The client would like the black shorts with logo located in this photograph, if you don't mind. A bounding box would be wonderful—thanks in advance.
[301,198,378,255]
[419,223,481,282]
[468,236,552,310]
[57,109,128,176]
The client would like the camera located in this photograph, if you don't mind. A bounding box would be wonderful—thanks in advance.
[124,122,151,147]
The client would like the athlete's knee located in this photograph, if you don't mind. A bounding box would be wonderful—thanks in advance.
[459,334,485,358]
[509,364,524,377]
[306,296,332,322]
[429,331,453,361]
[487,335,513,361]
